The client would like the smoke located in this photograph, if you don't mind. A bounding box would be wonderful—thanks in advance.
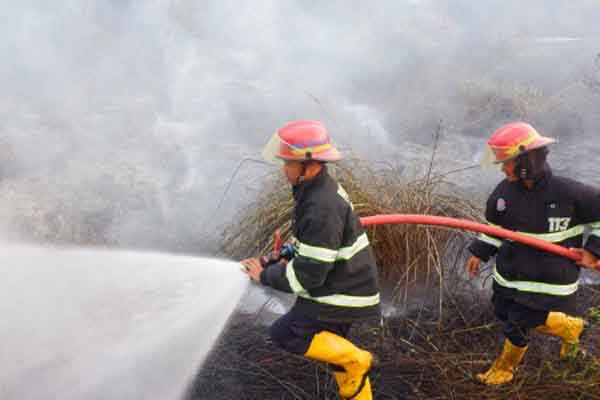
[1,0,599,252]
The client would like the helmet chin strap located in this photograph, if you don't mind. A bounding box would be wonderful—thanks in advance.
[516,153,531,180]
[295,152,313,185]
[296,163,306,185]
[516,147,549,181]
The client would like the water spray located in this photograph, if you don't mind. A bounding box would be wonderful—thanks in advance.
[0,245,248,400]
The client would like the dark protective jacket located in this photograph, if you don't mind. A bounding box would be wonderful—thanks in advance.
[469,166,600,314]
[260,166,381,322]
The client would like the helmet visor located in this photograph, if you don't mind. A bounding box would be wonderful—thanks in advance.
[480,145,505,169]
[262,132,285,165]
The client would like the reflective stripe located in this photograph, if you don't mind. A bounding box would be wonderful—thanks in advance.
[493,267,579,296]
[478,233,502,248]
[297,242,338,263]
[299,292,380,308]
[518,225,584,243]
[296,233,370,263]
[285,260,306,294]
[337,184,354,210]
[337,233,370,260]
[484,221,584,244]
[290,143,332,156]
[591,222,600,237]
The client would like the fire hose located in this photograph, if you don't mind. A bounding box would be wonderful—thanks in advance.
[360,214,600,270]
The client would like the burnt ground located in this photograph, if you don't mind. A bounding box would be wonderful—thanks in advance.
[188,287,600,400]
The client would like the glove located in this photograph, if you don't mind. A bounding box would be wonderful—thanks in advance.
[260,230,296,268]
[260,242,296,268]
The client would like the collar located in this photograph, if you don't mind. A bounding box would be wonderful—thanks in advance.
[292,165,328,203]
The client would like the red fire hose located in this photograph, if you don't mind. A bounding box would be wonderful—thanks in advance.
[360,214,600,270]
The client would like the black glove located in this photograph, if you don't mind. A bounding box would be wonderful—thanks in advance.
[260,243,296,268]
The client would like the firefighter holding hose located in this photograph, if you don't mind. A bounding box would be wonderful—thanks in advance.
[467,122,600,385]
[241,120,381,400]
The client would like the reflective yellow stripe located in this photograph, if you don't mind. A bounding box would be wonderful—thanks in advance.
[285,260,306,294]
[337,184,354,210]
[478,233,502,248]
[484,221,584,243]
[493,267,578,296]
[299,292,380,308]
[295,233,370,263]
[297,242,338,263]
[289,143,332,156]
[591,222,600,237]
[490,132,541,158]
[337,233,370,260]
[519,225,584,243]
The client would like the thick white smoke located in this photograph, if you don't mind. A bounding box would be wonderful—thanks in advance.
[1,0,599,252]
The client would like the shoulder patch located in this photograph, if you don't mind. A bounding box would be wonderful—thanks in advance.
[496,198,507,212]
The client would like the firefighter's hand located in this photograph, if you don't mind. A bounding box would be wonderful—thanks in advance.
[466,256,482,278]
[240,258,264,282]
[571,248,600,271]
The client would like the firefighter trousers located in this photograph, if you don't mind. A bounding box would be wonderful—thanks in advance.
[270,308,352,355]
[493,292,549,347]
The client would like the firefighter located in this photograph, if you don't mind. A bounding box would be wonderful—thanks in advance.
[241,120,381,400]
[467,122,600,385]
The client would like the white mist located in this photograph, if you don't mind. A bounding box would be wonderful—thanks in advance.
[0,243,247,399]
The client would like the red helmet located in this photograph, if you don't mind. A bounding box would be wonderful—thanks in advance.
[484,122,556,164]
[263,120,342,163]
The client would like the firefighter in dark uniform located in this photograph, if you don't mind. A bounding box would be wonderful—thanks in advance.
[467,122,600,385]
[241,120,381,400]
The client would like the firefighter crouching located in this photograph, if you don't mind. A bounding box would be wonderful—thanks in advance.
[241,120,381,400]
[467,122,600,385]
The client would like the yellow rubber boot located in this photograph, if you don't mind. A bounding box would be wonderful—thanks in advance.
[476,340,528,385]
[334,372,372,400]
[305,331,372,399]
[535,312,585,359]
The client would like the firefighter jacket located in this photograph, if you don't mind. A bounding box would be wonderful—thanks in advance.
[260,166,381,322]
[469,166,600,314]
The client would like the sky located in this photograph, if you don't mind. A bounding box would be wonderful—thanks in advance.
[1,0,599,253]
